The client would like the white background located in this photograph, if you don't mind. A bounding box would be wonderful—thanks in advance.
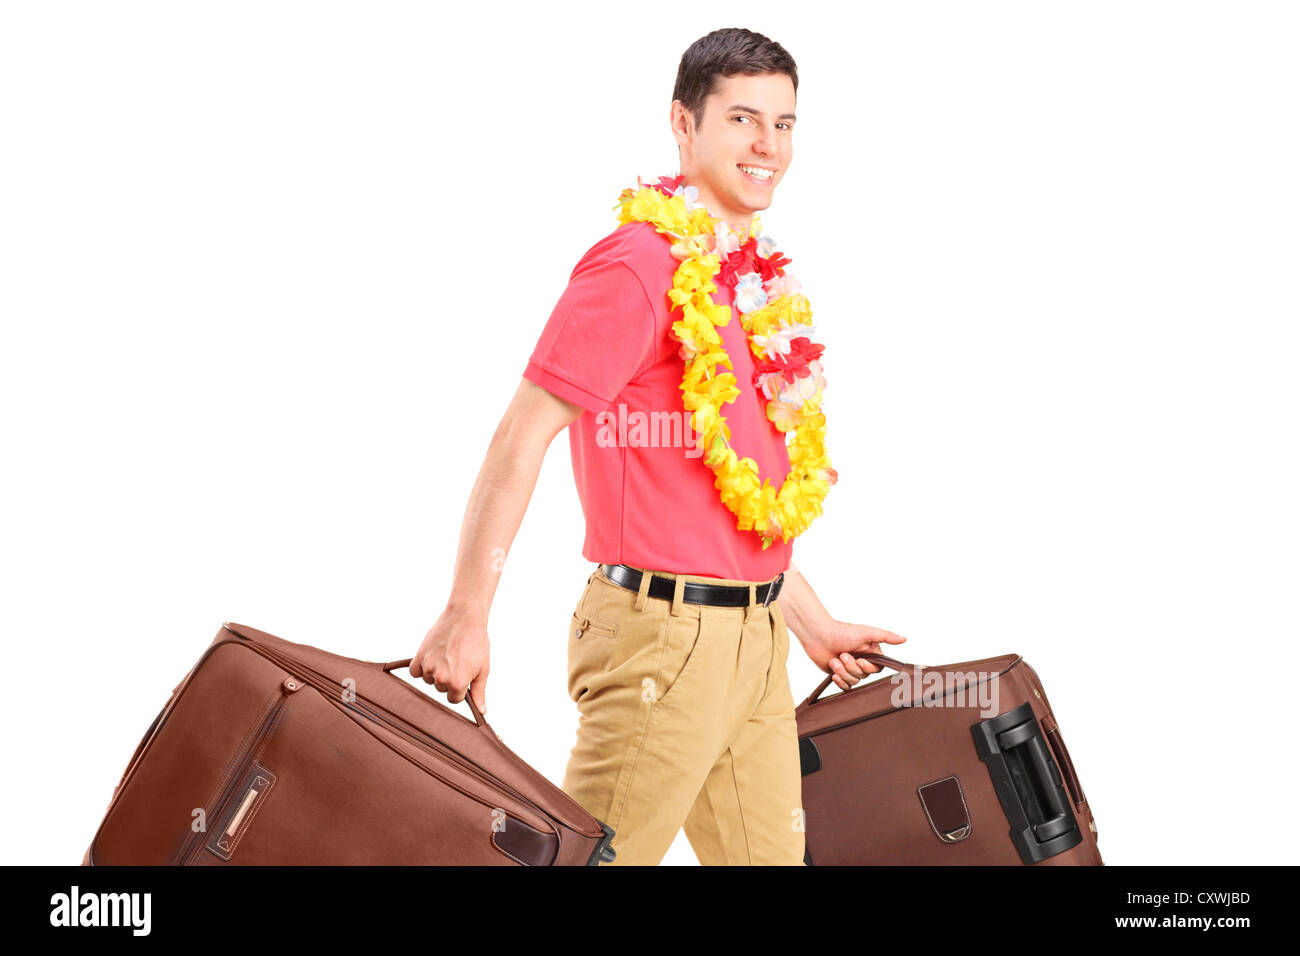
[2,1,1295,866]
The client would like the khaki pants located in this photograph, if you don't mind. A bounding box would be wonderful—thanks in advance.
[560,563,805,866]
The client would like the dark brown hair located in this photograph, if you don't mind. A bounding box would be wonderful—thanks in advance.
[672,28,799,133]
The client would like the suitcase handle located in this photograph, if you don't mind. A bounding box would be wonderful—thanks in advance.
[802,653,914,706]
[381,659,488,730]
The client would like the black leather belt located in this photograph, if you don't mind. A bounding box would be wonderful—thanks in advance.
[599,563,784,608]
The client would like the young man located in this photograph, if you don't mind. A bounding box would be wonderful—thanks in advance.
[410,27,905,866]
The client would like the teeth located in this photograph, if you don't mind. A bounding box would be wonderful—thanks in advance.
[739,165,774,180]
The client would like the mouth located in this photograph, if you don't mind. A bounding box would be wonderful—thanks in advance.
[737,163,776,187]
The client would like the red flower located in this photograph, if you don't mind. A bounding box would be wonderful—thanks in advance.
[652,174,685,197]
[751,337,824,387]
[752,359,784,388]
[719,236,792,287]
[720,237,760,287]
[760,250,792,279]
[785,337,824,374]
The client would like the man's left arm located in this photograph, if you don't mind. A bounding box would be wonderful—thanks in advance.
[777,561,907,691]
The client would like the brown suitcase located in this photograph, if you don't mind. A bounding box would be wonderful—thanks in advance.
[795,651,1102,865]
[84,621,617,865]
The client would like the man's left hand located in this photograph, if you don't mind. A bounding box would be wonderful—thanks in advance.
[799,620,907,691]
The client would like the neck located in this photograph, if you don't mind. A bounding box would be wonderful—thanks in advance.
[680,174,752,236]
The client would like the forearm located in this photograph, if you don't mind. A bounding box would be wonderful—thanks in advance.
[442,417,549,621]
[776,560,833,646]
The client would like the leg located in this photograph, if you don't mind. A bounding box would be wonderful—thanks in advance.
[683,601,806,866]
[560,568,731,865]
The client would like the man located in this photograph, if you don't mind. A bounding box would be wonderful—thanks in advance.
[410,27,906,865]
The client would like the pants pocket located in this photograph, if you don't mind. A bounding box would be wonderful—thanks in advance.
[650,608,707,709]
[567,611,618,703]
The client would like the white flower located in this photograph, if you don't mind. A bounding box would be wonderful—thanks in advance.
[764,273,802,299]
[806,359,827,392]
[757,235,779,259]
[755,370,786,401]
[779,374,822,407]
[673,184,701,209]
[734,272,768,314]
[714,220,742,257]
[753,323,817,360]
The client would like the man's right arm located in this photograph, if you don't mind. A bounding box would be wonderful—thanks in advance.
[408,377,583,714]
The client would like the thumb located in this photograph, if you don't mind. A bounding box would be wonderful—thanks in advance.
[875,627,907,645]
[471,673,487,717]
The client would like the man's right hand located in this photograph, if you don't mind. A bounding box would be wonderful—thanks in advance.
[409,606,490,716]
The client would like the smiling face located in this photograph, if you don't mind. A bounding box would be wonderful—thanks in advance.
[671,71,796,235]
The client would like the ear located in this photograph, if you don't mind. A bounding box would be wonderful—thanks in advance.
[669,100,692,146]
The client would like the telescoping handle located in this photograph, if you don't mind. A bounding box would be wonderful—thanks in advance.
[971,701,1082,864]
[380,659,488,730]
[801,652,916,707]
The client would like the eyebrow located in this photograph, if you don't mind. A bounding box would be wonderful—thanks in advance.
[726,104,797,122]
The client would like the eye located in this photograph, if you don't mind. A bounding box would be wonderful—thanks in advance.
[734,115,793,131]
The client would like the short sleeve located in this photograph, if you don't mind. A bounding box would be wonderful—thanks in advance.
[523,252,656,414]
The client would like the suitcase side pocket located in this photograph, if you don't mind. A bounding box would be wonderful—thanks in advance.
[1041,715,1085,809]
[178,677,301,864]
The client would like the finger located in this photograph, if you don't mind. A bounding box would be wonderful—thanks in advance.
[408,654,422,679]
[471,678,487,716]
[838,652,866,679]
[844,648,879,673]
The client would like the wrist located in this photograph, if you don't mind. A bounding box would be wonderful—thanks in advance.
[786,607,834,645]
[443,595,490,626]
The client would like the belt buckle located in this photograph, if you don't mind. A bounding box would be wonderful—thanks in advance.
[762,572,783,607]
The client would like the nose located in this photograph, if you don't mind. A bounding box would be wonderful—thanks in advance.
[752,125,777,160]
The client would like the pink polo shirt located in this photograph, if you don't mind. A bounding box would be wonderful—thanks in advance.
[523,218,792,582]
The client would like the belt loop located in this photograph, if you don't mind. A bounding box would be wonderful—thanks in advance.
[634,566,653,612]
[670,574,685,617]
[762,571,782,607]
[743,583,757,624]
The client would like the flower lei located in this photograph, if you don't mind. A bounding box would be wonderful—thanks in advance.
[614,174,837,550]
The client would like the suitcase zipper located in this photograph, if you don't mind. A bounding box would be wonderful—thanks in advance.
[242,643,564,831]
[338,694,559,838]
[231,642,562,841]
[251,646,522,794]
[382,669,606,839]
[175,680,296,865]
[344,696,530,799]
